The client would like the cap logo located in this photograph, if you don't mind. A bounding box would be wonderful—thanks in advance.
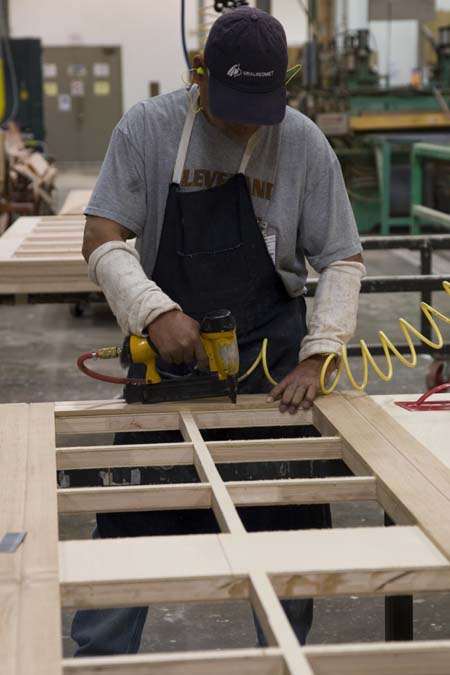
[227,64,242,77]
[226,63,274,79]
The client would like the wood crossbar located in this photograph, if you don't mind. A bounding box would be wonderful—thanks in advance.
[3,392,450,674]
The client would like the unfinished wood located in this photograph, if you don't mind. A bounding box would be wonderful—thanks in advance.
[227,476,377,506]
[56,442,194,470]
[62,648,284,675]
[374,394,450,470]
[220,525,450,595]
[6,393,450,674]
[0,403,61,675]
[56,410,181,435]
[59,189,93,215]
[0,404,28,675]
[314,393,450,561]
[250,571,313,674]
[59,527,450,611]
[180,412,245,534]
[60,535,246,609]
[350,393,450,503]
[55,394,314,418]
[58,483,212,514]
[208,437,342,463]
[0,215,97,295]
[55,437,341,471]
[304,640,450,675]
[55,395,313,434]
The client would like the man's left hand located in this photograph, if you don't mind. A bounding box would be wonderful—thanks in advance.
[267,355,334,414]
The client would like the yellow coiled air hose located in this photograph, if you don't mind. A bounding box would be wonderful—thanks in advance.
[240,281,450,395]
[320,280,450,394]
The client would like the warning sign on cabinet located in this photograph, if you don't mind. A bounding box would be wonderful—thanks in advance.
[93,80,111,96]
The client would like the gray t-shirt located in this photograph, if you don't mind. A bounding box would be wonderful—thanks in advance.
[86,89,362,296]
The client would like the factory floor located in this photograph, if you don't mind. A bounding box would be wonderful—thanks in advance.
[2,167,450,657]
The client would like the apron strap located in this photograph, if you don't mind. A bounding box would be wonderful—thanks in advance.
[173,85,260,184]
[172,87,198,185]
[238,130,261,175]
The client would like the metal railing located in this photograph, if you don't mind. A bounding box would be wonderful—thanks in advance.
[306,234,450,357]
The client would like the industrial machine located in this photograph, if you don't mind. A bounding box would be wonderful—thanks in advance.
[289,23,450,235]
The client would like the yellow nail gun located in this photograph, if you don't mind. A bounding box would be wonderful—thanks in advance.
[77,309,239,404]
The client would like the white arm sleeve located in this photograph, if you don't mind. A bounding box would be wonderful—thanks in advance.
[299,260,366,362]
[88,241,181,336]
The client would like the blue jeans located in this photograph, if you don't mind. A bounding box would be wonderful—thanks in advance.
[72,594,313,656]
[71,425,330,656]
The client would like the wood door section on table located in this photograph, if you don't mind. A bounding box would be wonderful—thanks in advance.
[0,214,96,295]
[2,392,450,674]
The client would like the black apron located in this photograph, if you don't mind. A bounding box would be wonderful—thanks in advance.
[97,96,331,538]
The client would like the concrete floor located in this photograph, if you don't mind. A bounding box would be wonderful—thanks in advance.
[2,168,450,657]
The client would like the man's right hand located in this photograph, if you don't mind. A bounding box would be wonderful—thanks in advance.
[147,310,209,369]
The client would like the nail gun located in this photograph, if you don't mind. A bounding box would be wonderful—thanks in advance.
[77,309,239,404]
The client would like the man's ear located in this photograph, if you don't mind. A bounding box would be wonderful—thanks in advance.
[192,53,206,84]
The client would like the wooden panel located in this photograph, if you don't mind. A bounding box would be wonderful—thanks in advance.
[59,527,450,608]
[58,483,212,514]
[5,393,450,674]
[305,641,450,675]
[54,396,313,434]
[227,476,377,506]
[0,215,97,295]
[373,394,450,470]
[55,437,341,470]
[0,403,61,675]
[60,535,247,609]
[56,442,194,470]
[208,437,342,463]
[180,412,245,533]
[62,649,285,675]
[314,393,450,561]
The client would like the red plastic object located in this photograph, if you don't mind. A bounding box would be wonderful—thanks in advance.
[395,383,450,412]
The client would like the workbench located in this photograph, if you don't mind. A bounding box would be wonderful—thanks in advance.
[2,391,450,675]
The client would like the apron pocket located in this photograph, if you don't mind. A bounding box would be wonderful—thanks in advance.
[177,245,253,302]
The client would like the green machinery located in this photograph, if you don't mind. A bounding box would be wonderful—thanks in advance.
[291,26,450,234]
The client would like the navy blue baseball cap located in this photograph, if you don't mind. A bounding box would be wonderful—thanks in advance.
[204,7,288,125]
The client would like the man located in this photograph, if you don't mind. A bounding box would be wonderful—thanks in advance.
[72,6,364,655]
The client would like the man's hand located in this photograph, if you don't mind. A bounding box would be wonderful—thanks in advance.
[267,355,335,414]
[147,310,209,368]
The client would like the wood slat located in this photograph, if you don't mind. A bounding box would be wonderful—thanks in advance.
[62,648,284,675]
[58,483,212,514]
[60,534,244,609]
[227,476,377,506]
[0,404,61,675]
[250,571,313,674]
[55,437,342,471]
[56,442,194,470]
[305,641,450,675]
[208,437,342,463]
[180,412,245,533]
[54,396,313,434]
